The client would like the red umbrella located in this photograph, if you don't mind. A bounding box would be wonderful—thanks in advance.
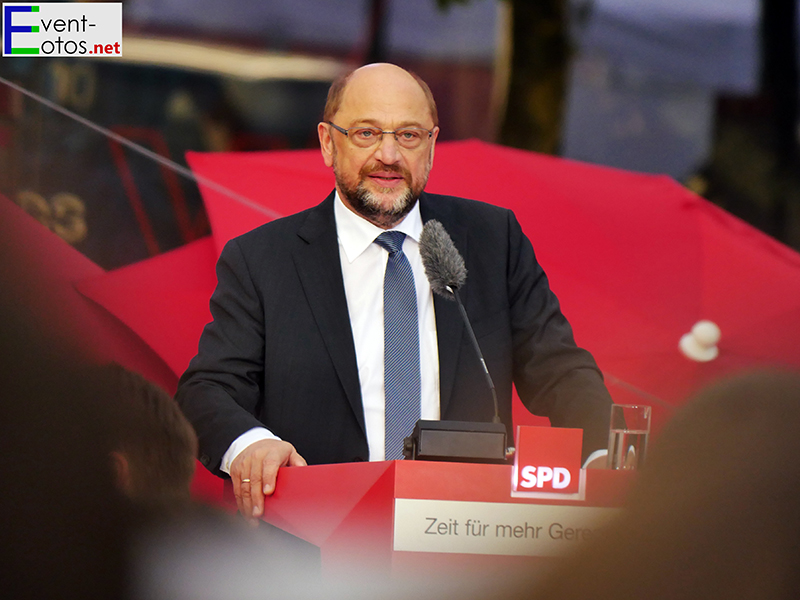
[0,194,176,391]
[77,236,218,379]
[77,140,800,433]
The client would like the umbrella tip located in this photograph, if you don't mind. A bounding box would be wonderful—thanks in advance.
[679,320,721,362]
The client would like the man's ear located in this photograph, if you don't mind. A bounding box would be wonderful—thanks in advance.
[110,451,132,495]
[427,126,440,169]
[318,122,334,167]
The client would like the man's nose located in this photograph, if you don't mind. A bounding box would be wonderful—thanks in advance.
[373,131,401,164]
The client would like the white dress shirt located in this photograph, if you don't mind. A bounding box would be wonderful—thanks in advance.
[220,192,439,472]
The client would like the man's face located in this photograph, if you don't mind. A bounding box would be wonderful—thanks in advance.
[319,65,439,229]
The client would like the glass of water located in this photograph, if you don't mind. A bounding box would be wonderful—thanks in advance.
[607,404,651,470]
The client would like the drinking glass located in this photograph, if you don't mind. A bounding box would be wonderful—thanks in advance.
[607,404,651,470]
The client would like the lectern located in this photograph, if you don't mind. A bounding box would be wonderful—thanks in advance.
[224,460,633,578]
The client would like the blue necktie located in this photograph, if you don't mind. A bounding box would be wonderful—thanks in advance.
[375,231,421,460]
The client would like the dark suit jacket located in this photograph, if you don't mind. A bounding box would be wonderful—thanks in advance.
[176,191,612,475]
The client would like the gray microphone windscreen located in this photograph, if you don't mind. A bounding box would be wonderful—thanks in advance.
[419,220,467,299]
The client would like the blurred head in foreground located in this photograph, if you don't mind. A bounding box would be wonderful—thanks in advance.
[0,316,130,600]
[104,364,198,506]
[524,371,800,600]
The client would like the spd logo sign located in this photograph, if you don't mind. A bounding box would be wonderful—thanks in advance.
[512,426,583,497]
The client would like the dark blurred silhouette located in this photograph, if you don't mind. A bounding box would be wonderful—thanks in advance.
[0,246,323,599]
[0,301,131,600]
[516,370,800,600]
[103,364,198,506]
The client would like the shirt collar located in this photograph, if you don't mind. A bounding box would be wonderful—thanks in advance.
[334,190,423,263]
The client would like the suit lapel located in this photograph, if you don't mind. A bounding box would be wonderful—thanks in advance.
[292,193,366,435]
[419,194,467,417]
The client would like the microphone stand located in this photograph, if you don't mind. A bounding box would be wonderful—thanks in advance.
[402,285,508,463]
[451,287,501,425]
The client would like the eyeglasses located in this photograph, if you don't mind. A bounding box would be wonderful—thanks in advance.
[327,121,435,150]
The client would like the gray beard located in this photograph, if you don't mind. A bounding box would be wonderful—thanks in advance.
[341,181,417,228]
[331,142,431,228]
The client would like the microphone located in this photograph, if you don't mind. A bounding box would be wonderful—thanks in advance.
[403,220,507,464]
[418,219,467,298]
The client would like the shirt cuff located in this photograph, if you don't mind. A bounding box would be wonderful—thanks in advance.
[220,427,282,475]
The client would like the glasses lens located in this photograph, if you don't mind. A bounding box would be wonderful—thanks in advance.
[349,127,383,148]
[395,129,427,149]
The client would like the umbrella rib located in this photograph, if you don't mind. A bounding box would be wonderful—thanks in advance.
[0,76,281,221]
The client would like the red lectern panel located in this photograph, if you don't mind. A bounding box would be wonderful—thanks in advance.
[250,461,633,578]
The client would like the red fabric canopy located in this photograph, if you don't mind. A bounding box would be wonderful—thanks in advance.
[0,194,176,392]
[77,236,217,379]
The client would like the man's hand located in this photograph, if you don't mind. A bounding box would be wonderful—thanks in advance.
[230,439,307,524]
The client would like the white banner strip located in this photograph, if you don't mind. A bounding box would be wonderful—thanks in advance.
[393,498,620,557]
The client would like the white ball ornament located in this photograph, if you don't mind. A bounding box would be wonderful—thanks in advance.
[679,320,721,362]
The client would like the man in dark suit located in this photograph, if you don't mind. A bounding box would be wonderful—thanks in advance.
[177,63,612,523]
